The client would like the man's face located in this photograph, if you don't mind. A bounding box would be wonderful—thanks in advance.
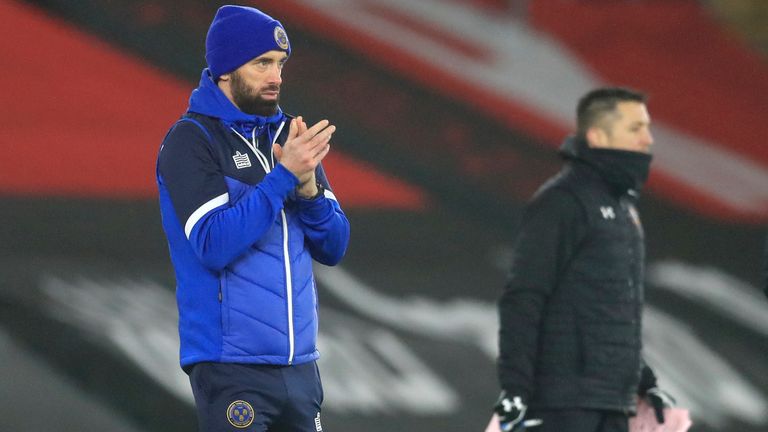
[225,50,287,116]
[590,101,654,153]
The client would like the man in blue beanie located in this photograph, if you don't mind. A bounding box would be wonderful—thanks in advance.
[156,5,350,431]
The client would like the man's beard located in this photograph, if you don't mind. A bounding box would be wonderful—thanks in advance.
[230,71,280,116]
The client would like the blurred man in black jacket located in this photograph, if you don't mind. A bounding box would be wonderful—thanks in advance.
[494,88,672,432]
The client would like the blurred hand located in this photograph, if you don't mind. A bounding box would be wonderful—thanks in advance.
[273,116,333,186]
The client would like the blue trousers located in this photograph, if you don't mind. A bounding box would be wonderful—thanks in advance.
[188,361,324,432]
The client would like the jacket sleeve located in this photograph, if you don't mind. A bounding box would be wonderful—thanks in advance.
[497,187,588,399]
[296,163,350,266]
[157,121,298,271]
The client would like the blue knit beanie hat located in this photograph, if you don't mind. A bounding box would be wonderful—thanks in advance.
[205,5,291,79]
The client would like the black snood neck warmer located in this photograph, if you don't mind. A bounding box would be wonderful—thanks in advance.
[583,148,653,197]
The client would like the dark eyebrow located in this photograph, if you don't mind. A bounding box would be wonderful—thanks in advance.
[628,121,650,130]
[251,55,289,64]
[253,54,288,64]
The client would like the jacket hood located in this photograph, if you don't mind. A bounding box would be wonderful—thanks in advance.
[559,135,588,160]
[187,69,285,133]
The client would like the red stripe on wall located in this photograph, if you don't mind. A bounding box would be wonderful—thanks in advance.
[0,1,187,198]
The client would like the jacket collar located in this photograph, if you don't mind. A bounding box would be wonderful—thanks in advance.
[187,68,285,136]
[559,136,652,199]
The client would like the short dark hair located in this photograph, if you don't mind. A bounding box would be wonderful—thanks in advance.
[576,87,646,137]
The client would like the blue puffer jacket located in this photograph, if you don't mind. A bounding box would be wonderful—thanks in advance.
[157,69,350,369]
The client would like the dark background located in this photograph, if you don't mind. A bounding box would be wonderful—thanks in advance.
[1,1,766,431]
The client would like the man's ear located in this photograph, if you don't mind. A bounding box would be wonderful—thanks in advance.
[586,126,608,148]
[217,73,231,94]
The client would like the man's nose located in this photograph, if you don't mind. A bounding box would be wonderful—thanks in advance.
[643,130,654,148]
[269,65,282,84]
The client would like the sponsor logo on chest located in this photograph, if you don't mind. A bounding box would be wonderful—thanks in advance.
[600,206,615,220]
[232,151,252,169]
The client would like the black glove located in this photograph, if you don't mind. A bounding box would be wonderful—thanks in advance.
[644,387,676,424]
[494,391,541,431]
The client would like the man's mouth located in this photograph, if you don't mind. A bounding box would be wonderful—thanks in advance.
[261,87,280,97]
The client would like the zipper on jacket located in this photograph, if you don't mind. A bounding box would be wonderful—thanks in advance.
[281,209,295,364]
[232,121,294,364]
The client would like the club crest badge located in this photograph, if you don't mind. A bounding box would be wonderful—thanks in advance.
[227,400,255,428]
[274,26,289,50]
